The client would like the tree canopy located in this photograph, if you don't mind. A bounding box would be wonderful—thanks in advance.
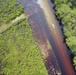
[0,0,24,26]
[0,19,48,75]
[0,0,48,75]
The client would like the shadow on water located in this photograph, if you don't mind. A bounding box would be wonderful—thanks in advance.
[51,0,75,71]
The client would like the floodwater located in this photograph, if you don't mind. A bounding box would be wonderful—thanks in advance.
[17,0,75,75]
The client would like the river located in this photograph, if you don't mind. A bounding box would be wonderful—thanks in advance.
[17,0,75,75]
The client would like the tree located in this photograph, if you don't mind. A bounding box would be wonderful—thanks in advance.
[55,4,71,19]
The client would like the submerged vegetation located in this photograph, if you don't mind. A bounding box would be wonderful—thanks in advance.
[0,0,48,75]
[52,0,76,69]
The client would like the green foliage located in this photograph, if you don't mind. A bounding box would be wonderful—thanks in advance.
[55,4,71,19]
[0,19,48,75]
[0,0,48,74]
[69,0,76,8]
[73,57,76,69]
[52,0,68,5]
[53,0,76,69]
[0,0,24,26]
[66,36,76,53]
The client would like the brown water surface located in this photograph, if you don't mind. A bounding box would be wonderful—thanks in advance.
[18,0,75,75]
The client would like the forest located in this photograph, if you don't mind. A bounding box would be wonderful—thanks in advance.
[0,0,48,75]
[52,0,76,69]
[0,0,24,26]
[0,19,48,75]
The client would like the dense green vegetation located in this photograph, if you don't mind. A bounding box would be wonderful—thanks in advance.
[0,0,48,75]
[0,0,24,26]
[0,19,48,75]
[52,0,76,69]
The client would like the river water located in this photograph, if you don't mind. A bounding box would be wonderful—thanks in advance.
[17,0,75,75]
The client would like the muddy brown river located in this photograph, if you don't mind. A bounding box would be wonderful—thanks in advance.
[17,0,75,75]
